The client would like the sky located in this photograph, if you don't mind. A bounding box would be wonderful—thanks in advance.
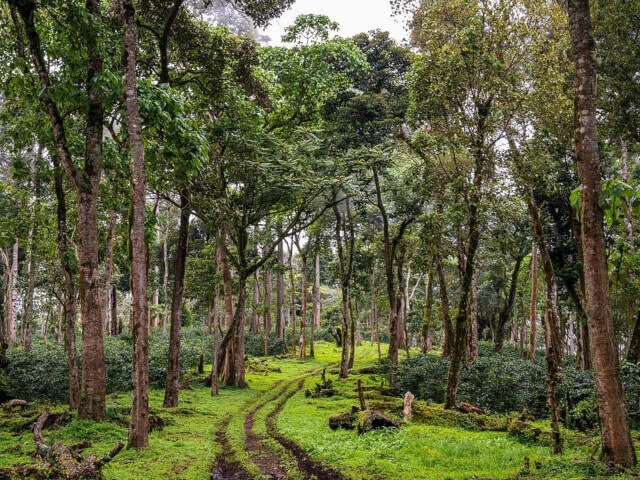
[259,0,410,45]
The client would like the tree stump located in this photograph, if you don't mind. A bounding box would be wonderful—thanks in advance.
[402,391,415,422]
[328,412,357,430]
[358,410,399,434]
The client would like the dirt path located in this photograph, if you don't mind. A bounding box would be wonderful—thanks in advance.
[211,415,253,480]
[265,379,346,480]
[211,370,345,480]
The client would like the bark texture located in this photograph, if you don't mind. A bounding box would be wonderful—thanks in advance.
[568,0,637,466]
[122,0,149,448]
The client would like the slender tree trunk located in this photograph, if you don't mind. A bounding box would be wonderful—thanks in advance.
[251,271,260,334]
[444,191,481,409]
[276,237,286,339]
[9,241,18,346]
[569,209,591,369]
[122,0,149,447]
[422,262,435,353]
[52,156,80,410]
[467,272,479,361]
[299,249,307,360]
[526,188,563,455]
[372,169,402,387]
[568,0,637,465]
[333,200,351,378]
[310,253,320,358]
[263,251,272,356]
[288,240,297,357]
[102,211,117,336]
[529,243,538,363]
[437,258,453,358]
[219,235,235,386]
[162,225,169,334]
[22,225,36,352]
[164,188,190,408]
[313,253,321,329]
[211,300,219,396]
[495,254,525,352]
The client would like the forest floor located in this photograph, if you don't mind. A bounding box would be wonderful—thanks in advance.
[1,341,639,479]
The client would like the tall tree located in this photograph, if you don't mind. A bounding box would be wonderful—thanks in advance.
[568,0,637,466]
[122,0,150,449]
[8,0,108,420]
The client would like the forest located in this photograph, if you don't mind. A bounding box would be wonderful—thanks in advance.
[0,0,639,478]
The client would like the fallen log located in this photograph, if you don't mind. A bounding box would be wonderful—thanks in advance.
[458,401,486,415]
[2,399,27,412]
[33,409,124,480]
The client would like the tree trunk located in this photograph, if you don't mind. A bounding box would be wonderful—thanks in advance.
[299,247,307,360]
[526,189,563,455]
[313,253,321,329]
[162,224,169,334]
[251,270,260,334]
[211,301,219,396]
[2,241,18,345]
[22,226,36,352]
[529,243,538,363]
[628,310,640,363]
[422,262,435,353]
[10,0,107,418]
[372,169,406,387]
[219,234,235,386]
[276,238,286,339]
[11,0,107,414]
[569,210,591,369]
[444,197,480,409]
[494,254,525,352]
[288,240,297,357]
[163,188,190,408]
[568,0,637,465]
[122,0,150,447]
[437,258,453,358]
[51,153,80,411]
[333,200,351,378]
[102,211,117,336]
[467,272,479,361]
[263,251,272,356]
[310,252,320,358]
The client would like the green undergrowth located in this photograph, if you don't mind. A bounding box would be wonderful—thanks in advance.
[1,341,639,479]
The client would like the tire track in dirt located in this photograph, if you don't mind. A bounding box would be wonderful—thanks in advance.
[243,381,291,480]
[214,370,345,480]
[211,415,253,480]
[264,378,346,480]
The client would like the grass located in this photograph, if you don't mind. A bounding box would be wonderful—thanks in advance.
[1,340,639,479]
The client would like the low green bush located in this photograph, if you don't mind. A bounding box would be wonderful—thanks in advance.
[5,342,69,402]
[396,354,449,403]
[244,332,286,356]
[620,362,640,429]
[458,354,548,417]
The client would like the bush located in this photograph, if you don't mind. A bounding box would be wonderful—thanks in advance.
[621,362,640,429]
[458,354,548,417]
[244,332,286,357]
[104,336,133,392]
[396,346,548,416]
[396,354,449,403]
[5,342,69,402]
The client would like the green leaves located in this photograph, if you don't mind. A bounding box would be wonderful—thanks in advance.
[137,80,207,182]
